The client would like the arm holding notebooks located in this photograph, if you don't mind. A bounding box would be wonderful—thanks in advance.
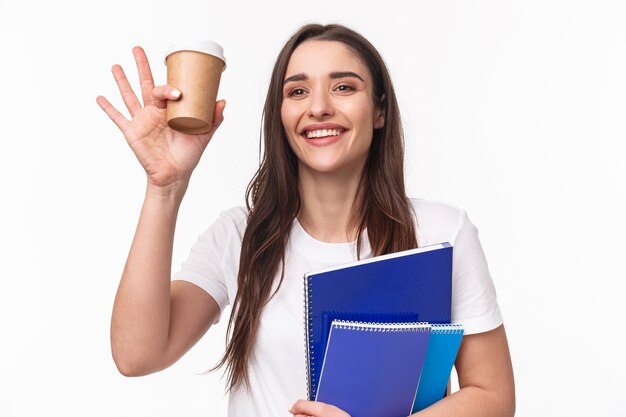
[409,210,515,416]
[410,325,515,417]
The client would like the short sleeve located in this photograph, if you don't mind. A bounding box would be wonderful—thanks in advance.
[450,210,503,335]
[172,207,247,323]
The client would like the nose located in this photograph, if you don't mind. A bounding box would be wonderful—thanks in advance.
[307,90,334,118]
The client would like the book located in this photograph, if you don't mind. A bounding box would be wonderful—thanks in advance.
[304,242,453,400]
[412,324,464,413]
[315,320,432,417]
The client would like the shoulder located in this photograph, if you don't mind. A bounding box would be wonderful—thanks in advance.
[198,205,249,242]
[409,197,465,223]
[217,205,249,230]
[408,198,469,246]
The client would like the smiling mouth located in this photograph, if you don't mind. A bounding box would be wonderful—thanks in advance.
[305,129,344,139]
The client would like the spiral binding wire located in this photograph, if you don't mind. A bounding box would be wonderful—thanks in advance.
[332,320,431,332]
[304,275,315,400]
[431,323,464,334]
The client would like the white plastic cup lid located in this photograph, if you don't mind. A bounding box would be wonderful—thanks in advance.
[164,40,226,70]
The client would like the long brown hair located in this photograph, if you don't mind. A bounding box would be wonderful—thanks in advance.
[213,23,418,392]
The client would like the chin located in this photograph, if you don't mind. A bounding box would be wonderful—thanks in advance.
[300,158,365,177]
[297,158,335,173]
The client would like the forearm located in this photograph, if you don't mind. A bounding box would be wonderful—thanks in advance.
[110,183,188,375]
[410,384,515,417]
[413,325,516,417]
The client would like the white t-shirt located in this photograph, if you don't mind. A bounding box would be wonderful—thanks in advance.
[172,198,503,417]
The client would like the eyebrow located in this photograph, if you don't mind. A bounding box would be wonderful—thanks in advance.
[283,71,365,85]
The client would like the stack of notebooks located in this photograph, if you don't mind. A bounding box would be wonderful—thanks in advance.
[303,243,464,417]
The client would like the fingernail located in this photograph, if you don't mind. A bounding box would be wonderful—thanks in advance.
[171,89,181,98]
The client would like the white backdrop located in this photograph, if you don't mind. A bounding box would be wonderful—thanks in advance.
[1,0,625,416]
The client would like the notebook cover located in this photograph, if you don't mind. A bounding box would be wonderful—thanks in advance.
[412,324,464,412]
[316,321,431,417]
[304,243,453,400]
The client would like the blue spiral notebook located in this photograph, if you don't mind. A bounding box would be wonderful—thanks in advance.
[304,242,453,400]
[315,320,432,417]
[412,324,464,412]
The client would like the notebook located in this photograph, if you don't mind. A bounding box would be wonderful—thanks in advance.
[315,320,431,417]
[412,324,464,412]
[304,242,453,400]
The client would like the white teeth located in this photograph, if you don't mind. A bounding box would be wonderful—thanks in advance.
[306,129,343,139]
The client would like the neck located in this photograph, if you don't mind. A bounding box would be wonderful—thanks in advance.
[296,165,365,243]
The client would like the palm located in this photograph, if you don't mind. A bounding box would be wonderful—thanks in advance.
[123,104,210,187]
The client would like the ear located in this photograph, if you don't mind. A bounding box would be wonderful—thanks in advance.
[374,95,385,129]
[374,111,385,129]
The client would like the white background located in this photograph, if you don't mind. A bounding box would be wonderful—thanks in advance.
[1,0,625,416]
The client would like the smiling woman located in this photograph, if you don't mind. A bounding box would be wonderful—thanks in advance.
[98,23,514,417]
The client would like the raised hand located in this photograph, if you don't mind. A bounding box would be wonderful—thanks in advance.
[96,46,225,193]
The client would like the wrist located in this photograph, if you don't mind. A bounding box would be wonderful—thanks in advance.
[145,180,189,205]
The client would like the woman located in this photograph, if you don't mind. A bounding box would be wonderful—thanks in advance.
[97,24,515,417]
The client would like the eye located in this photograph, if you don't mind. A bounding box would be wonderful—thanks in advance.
[334,84,355,93]
[287,87,307,97]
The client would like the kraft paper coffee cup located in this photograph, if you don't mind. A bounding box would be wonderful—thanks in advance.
[165,40,226,135]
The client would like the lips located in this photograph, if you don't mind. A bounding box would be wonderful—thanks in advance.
[300,123,348,142]
[305,128,344,139]
[302,129,347,147]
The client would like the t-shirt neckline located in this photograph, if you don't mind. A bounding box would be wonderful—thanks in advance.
[290,217,371,262]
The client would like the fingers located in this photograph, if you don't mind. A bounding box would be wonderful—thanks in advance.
[96,95,130,133]
[151,85,182,109]
[206,99,226,135]
[289,399,350,417]
[132,46,156,107]
[111,64,142,117]
[198,99,226,142]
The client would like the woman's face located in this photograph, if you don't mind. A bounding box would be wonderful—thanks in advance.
[280,40,384,178]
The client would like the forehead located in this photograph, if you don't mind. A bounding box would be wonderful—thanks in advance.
[285,40,370,79]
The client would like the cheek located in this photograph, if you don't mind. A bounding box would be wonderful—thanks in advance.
[280,102,301,131]
[339,99,376,126]
[280,106,300,150]
[280,104,288,128]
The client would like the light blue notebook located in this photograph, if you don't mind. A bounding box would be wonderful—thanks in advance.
[315,320,431,417]
[412,324,464,412]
